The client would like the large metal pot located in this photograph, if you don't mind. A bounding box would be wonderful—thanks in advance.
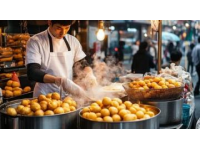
[79,104,161,129]
[142,98,183,126]
[0,99,80,129]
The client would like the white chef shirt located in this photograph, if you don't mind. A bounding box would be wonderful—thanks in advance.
[25,28,86,73]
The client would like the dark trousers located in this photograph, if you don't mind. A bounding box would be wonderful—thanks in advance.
[187,61,194,74]
[194,63,200,94]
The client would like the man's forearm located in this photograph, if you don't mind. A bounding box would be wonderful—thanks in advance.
[43,74,59,83]
[27,63,60,84]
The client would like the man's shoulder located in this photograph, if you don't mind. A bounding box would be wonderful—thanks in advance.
[30,30,47,42]
[65,34,79,44]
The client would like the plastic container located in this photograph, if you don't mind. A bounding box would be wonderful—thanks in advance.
[182,103,190,127]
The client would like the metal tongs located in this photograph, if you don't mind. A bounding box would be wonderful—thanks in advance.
[59,85,63,100]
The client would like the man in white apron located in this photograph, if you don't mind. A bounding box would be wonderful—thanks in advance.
[25,20,97,99]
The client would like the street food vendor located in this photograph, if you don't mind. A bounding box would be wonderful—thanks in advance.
[25,20,97,98]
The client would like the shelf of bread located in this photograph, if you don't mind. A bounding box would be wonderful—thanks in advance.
[6,34,30,48]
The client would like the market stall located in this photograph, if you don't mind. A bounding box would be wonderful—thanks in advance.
[0,20,195,129]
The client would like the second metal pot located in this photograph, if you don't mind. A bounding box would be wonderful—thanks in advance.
[0,99,80,129]
[142,98,183,126]
[79,104,161,129]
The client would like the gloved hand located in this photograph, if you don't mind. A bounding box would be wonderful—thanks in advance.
[83,67,98,89]
[60,77,89,100]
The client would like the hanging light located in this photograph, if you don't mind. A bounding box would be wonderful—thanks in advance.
[96,20,105,41]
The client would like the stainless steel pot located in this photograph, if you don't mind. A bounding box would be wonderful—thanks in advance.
[79,104,161,129]
[141,98,183,126]
[0,99,80,129]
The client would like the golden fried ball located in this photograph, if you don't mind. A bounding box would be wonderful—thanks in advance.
[48,100,58,110]
[109,107,118,115]
[5,90,13,98]
[54,107,64,114]
[6,107,17,116]
[124,101,132,109]
[90,105,101,113]
[102,97,112,106]
[38,94,47,102]
[103,116,113,122]
[30,102,41,112]
[88,112,97,120]
[21,107,31,115]
[123,114,137,121]
[40,103,48,111]
[112,98,122,105]
[110,100,119,108]
[51,92,61,100]
[96,117,103,122]
[46,93,52,99]
[13,90,22,97]
[100,108,110,117]
[27,111,34,116]
[63,107,70,113]
[129,107,137,114]
[16,105,24,114]
[5,86,13,91]
[69,106,76,111]
[21,99,31,106]
[23,86,31,93]
[34,110,44,116]
[112,114,121,122]
[61,103,70,108]
[44,110,54,116]
[12,81,20,88]
[136,111,145,119]
[6,80,13,86]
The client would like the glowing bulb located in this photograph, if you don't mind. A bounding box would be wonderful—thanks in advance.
[97,29,105,41]
[144,33,147,37]
[173,26,176,30]
[185,23,189,28]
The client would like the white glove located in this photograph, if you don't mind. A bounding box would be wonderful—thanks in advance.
[83,67,98,89]
[61,77,88,99]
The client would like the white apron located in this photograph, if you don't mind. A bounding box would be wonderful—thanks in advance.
[33,32,73,98]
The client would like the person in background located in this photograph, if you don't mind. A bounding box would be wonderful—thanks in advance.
[130,41,140,62]
[192,37,200,96]
[131,41,155,74]
[116,41,125,63]
[164,42,174,63]
[187,43,195,74]
[162,50,182,68]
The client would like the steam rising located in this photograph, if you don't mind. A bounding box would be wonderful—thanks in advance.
[73,55,126,102]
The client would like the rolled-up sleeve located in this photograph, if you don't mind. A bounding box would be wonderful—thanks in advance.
[25,38,42,65]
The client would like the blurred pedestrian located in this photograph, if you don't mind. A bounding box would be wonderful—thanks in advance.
[115,41,125,64]
[131,41,155,74]
[192,37,200,96]
[130,41,139,62]
[162,50,182,68]
[187,43,195,74]
[164,42,174,63]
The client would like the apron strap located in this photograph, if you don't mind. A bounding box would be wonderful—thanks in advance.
[63,36,71,51]
[47,32,71,52]
[48,32,53,52]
